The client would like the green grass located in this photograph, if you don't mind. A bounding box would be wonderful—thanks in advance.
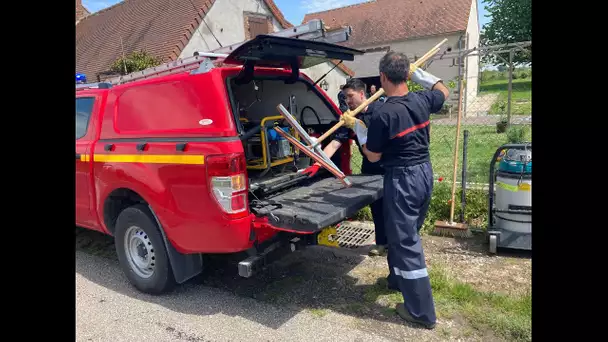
[479,78,532,116]
[429,124,509,183]
[308,308,329,318]
[364,264,531,341]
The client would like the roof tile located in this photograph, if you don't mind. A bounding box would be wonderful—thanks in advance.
[302,0,472,48]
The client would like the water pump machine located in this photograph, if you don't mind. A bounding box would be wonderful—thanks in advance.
[487,143,532,254]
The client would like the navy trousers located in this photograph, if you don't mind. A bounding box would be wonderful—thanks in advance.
[383,161,436,324]
[361,164,387,246]
[370,199,387,245]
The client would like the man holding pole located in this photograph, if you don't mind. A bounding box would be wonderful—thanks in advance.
[302,78,388,256]
[342,51,450,329]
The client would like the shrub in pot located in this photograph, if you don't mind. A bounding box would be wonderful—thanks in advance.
[496,116,508,133]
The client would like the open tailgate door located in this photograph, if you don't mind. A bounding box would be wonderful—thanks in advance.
[251,175,383,233]
[223,34,364,70]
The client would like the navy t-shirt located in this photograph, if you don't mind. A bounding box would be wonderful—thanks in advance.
[332,101,384,175]
[365,89,446,168]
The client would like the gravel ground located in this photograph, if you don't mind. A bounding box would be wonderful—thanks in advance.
[76,225,531,341]
[76,251,391,342]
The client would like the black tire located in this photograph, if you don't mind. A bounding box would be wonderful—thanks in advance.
[114,204,176,294]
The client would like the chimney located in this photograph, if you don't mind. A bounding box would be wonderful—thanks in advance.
[76,0,90,23]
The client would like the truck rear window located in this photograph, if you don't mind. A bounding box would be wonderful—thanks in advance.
[114,81,219,133]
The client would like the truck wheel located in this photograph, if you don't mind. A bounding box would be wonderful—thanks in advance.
[114,204,176,294]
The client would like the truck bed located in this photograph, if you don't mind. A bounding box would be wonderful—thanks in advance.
[250,174,384,233]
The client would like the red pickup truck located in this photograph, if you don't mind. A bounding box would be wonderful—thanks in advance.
[75,36,384,294]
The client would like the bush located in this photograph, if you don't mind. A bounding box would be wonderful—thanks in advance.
[351,205,372,221]
[490,100,507,114]
[110,50,162,75]
[506,125,531,143]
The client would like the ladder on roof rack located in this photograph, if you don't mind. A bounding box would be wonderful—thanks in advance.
[76,19,351,90]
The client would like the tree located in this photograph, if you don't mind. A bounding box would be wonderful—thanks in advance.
[480,0,531,66]
[110,50,162,75]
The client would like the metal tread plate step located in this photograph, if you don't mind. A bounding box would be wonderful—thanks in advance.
[335,221,376,248]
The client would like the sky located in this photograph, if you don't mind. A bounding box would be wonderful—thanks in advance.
[83,0,492,28]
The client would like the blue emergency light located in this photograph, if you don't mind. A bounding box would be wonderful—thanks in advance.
[76,73,87,84]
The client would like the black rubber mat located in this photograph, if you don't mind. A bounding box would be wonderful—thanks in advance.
[251,174,383,233]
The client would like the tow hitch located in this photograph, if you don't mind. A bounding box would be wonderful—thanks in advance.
[237,236,309,278]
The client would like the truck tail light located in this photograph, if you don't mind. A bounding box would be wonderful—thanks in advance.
[206,153,249,217]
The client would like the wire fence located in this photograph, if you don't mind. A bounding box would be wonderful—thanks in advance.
[350,41,532,188]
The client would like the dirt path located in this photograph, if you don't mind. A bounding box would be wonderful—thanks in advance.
[76,226,531,341]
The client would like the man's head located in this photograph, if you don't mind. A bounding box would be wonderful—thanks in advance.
[370,84,377,94]
[342,78,368,110]
[379,51,410,91]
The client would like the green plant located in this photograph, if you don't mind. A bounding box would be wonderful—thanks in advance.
[110,50,162,75]
[490,100,507,115]
[421,181,489,234]
[437,103,454,115]
[407,80,424,92]
[352,205,372,221]
[506,125,530,143]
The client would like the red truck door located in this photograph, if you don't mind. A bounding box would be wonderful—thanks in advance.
[75,95,99,229]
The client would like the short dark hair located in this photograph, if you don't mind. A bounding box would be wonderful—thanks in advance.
[342,78,367,93]
[379,51,410,84]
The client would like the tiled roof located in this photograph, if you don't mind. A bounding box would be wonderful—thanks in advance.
[75,0,353,80]
[302,0,473,48]
[76,0,221,81]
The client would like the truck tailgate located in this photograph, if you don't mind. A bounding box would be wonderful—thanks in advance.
[251,175,383,233]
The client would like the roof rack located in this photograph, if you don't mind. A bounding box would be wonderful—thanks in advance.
[77,19,351,89]
[76,82,112,91]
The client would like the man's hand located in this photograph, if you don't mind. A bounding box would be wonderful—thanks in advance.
[340,114,357,129]
[410,68,442,90]
[302,163,320,177]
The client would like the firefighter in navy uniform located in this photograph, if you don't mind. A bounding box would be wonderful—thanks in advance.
[342,51,450,329]
[303,78,388,256]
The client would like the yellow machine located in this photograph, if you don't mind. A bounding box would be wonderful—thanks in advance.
[241,116,300,172]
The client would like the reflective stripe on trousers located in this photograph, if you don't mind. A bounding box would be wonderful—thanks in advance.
[383,161,436,324]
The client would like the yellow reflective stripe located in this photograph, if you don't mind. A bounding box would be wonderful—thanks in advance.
[80,154,90,162]
[497,181,519,192]
[93,154,205,165]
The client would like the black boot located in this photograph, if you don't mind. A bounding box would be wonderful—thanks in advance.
[395,303,436,329]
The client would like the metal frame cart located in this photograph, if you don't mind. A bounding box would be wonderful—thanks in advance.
[487,143,532,254]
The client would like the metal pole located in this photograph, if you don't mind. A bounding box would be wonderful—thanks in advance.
[460,130,469,223]
[507,49,514,128]
[464,32,469,118]
[457,38,463,114]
